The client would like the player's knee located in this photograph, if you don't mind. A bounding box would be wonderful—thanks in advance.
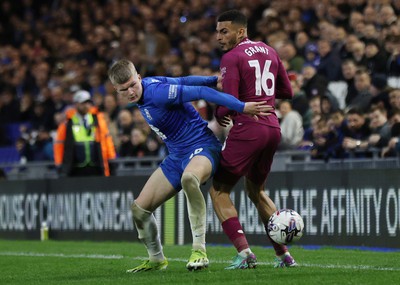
[181,172,200,191]
[131,201,151,225]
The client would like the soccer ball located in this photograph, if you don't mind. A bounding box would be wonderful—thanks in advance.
[267,209,304,245]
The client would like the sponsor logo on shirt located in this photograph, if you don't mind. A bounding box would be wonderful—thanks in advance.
[168,85,178,99]
[144,108,152,120]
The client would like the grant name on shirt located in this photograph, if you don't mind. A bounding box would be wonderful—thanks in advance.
[239,40,269,56]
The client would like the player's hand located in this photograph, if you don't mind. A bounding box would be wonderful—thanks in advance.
[243,102,274,116]
[216,75,223,90]
[216,115,232,127]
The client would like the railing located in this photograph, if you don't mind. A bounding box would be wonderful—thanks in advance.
[1,150,399,181]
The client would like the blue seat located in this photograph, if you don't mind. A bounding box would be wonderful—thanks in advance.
[4,122,32,146]
[0,146,20,164]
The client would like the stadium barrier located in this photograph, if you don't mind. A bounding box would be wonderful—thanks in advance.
[0,168,399,249]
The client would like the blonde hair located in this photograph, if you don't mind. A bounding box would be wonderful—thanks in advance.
[108,59,137,85]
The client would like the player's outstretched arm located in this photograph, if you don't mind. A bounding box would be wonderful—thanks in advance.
[160,76,218,87]
[179,85,273,115]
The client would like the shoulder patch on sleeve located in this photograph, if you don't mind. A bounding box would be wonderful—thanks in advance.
[168,85,178,99]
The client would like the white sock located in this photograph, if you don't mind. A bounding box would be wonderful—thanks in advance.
[238,248,252,258]
[181,172,206,252]
[278,251,291,260]
[131,202,165,262]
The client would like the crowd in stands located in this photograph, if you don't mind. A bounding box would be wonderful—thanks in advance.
[2,0,400,165]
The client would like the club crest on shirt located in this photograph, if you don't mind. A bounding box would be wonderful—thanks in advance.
[220,67,226,78]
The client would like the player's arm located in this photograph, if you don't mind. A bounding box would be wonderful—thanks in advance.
[154,75,218,87]
[215,56,241,119]
[182,85,272,116]
[275,56,294,99]
[154,84,271,115]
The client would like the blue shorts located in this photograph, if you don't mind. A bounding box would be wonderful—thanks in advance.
[160,143,221,191]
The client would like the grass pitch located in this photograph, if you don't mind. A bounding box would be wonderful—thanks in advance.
[0,240,399,285]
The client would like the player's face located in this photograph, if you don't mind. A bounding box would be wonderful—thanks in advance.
[216,21,243,51]
[114,73,143,103]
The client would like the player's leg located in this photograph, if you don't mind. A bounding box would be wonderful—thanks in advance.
[244,178,297,267]
[210,178,257,269]
[182,156,211,252]
[244,126,297,267]
[180,145,219,270]
[209,126,258,269]
[127,167,176,273]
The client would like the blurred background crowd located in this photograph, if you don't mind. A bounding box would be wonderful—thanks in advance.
[2,0,400,166]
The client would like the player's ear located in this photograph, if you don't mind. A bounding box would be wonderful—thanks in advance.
[238,27,246,37]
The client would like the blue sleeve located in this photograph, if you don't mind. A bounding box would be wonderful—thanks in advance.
[153,84,245,113]
[153,76,218,87]
[181,86,245,112]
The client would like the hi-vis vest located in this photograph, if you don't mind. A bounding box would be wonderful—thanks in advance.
[71,114,98,167]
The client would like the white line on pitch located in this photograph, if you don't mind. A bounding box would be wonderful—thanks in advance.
[0,251,399,272]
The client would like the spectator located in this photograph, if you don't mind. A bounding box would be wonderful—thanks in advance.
[379,4,398,27]
[116,109,135,152]
[19,92,35,122]
[15,127,54,161]
[341,59,358,106]
[320,92,340,116]
[381,115,400,157]
[326,110,347,158]
[389,89,400,111]
[102,93,120,122]
[0,86,20,123]
[368,74,392,111]
[309,116,337,160]
[294,31,310,57]
[347,68,372,112]
[298,113,321,151]
[317,39,342,81]
[277,41,305,73]
[342,108,372,157]
[386,35,400,76]
[53,90,116,177]
[351,40,368,67]
[88,73,107,97]
[367,105,391,152]
[278,100,304,150]
[288,72,311,129]
[339,34,360,60]
[364,39,388,75]
[363,6,377,26]
[309,95,322,117]
[303,43,320,68]
[301,64,328,99]
[138,21,171,76]
[119,127,151,158]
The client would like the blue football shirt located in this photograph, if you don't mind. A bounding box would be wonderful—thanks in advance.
[136,75,245,154]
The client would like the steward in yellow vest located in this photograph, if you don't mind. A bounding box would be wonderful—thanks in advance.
[54,90,116,176]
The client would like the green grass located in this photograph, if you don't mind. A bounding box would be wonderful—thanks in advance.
[0,240,399,285]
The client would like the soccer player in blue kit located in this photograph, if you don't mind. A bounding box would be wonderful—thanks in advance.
[108,59,271,272]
